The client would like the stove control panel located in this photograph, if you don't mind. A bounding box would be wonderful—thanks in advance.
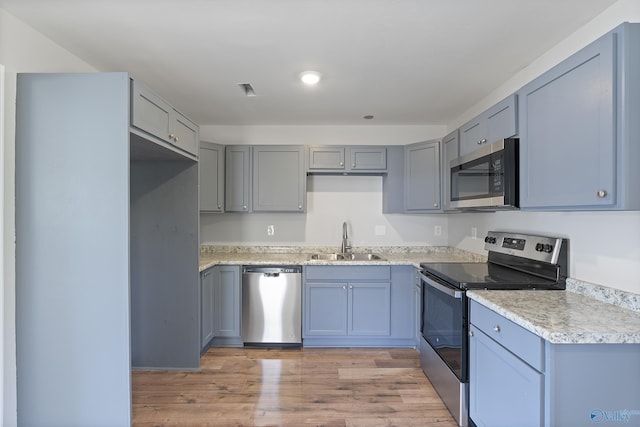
[484,231,567,264]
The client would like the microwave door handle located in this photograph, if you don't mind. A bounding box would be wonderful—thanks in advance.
[419,272,463,299]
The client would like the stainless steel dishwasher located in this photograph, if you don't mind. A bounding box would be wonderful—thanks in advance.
[242,266,302,345]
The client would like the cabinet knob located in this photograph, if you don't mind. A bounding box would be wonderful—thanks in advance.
[298,205,303,210]
[349,285,353,289]
[169,133,175,140]
[218,204,222,209]
[342,285,346,290]
[175,136,179,142]
[477,138,487,145]
[434,203,438,208]
[352,164,356,167]
[339,162,344,166]
[597,190,607,198]
[493,325,501,332]
[469,331,474,337]
[243,205,247,210]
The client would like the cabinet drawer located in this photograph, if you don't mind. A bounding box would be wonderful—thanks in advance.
[470,300,543,371]
[305,266,391,281]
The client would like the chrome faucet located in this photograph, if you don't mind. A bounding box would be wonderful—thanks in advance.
[341,222,352,254]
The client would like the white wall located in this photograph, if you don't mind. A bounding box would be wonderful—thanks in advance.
[0,9,97,426]
[199,124,449,247]
[447,0,640,295]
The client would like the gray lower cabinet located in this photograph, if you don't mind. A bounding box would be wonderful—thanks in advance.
[200,141,225,212]
[518,22,640,210]
[253,145,306,212]
[308,146,387,173]
[469,300,640,427]
[130,78,199,157]
[405,140,441,212]
[211,265,243,347]
[459,94,517,157]
[303,265,415,347]
[200,267,215,351]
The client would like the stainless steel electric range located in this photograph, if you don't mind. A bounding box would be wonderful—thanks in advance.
[418,231,568,427]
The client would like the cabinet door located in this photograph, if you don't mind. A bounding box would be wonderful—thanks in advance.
[349,147,387,171]
[214,266,241,338]
[199,142,225,212]
[225,146,251,212]
[404,140,441,212]
[460,118,486,157]
[349,282,391,336]
[486,94,517,143]
[170,109,199,156]
[130,79,172,142]
[253,145,306,212]
[469,325,543,427]
[308,146,346,170]
[304,282,348,336]
[200,269,215,350]
[442,130,459,211]
[519,33,616,209]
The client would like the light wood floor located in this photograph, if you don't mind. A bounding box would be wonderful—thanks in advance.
[132,347,458,426]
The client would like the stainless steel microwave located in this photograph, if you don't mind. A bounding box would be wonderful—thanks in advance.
[450,138,519,210]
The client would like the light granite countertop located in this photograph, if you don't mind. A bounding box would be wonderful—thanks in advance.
[199,245,486,272]
[468,284,640,344]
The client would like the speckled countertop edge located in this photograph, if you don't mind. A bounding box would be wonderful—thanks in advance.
[467,287,640,344]
[199,245,487,271]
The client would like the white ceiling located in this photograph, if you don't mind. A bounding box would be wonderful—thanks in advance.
[1,0,619,126]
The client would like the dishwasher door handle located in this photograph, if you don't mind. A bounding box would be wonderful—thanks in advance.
[263,272,280,278]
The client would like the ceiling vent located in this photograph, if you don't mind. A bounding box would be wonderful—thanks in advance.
[237,83,256,97]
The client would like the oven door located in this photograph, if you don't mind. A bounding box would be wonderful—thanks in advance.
[420,271,468,382]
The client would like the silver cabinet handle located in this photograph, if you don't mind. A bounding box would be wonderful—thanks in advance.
[493,325,501,332]
[433,203,438,207]
[597,190,607,198]
[298,205,303,209]
[339,162,344,166]
[349,285,353,289]
[243,205,247,210]
[469,331,474,337]
[342,285,346,290]
[169,133,175,140]
[217,204,222,209]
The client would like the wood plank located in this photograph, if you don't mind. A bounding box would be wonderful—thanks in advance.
[132,348,457,426]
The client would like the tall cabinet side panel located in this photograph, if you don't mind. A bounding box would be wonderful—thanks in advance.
[15,73,131,426]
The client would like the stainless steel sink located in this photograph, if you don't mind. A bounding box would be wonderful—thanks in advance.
[309,253,386,261]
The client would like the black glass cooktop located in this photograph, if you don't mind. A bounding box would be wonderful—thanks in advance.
[420,262,563,290]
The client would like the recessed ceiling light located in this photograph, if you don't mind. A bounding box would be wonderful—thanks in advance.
[300,71,321,85]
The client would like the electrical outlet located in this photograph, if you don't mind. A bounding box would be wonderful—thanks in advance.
[471,227,477,240]
[267,225,275,236]
[434,225,442,236]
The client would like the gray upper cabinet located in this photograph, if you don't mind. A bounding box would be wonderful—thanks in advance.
[460,94,518,157]
[308,146,346,170]
[349,147,387,171]
[308,146,387,173]
[404,140,441,212]
[200,141,225,212]
[253,145,306,212]
[225,145,252,212]
[441,129,459,211]
[518,23,640,210]
[130,78,199,157]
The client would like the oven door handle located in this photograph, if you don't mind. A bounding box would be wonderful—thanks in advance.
[419,272,463,299]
